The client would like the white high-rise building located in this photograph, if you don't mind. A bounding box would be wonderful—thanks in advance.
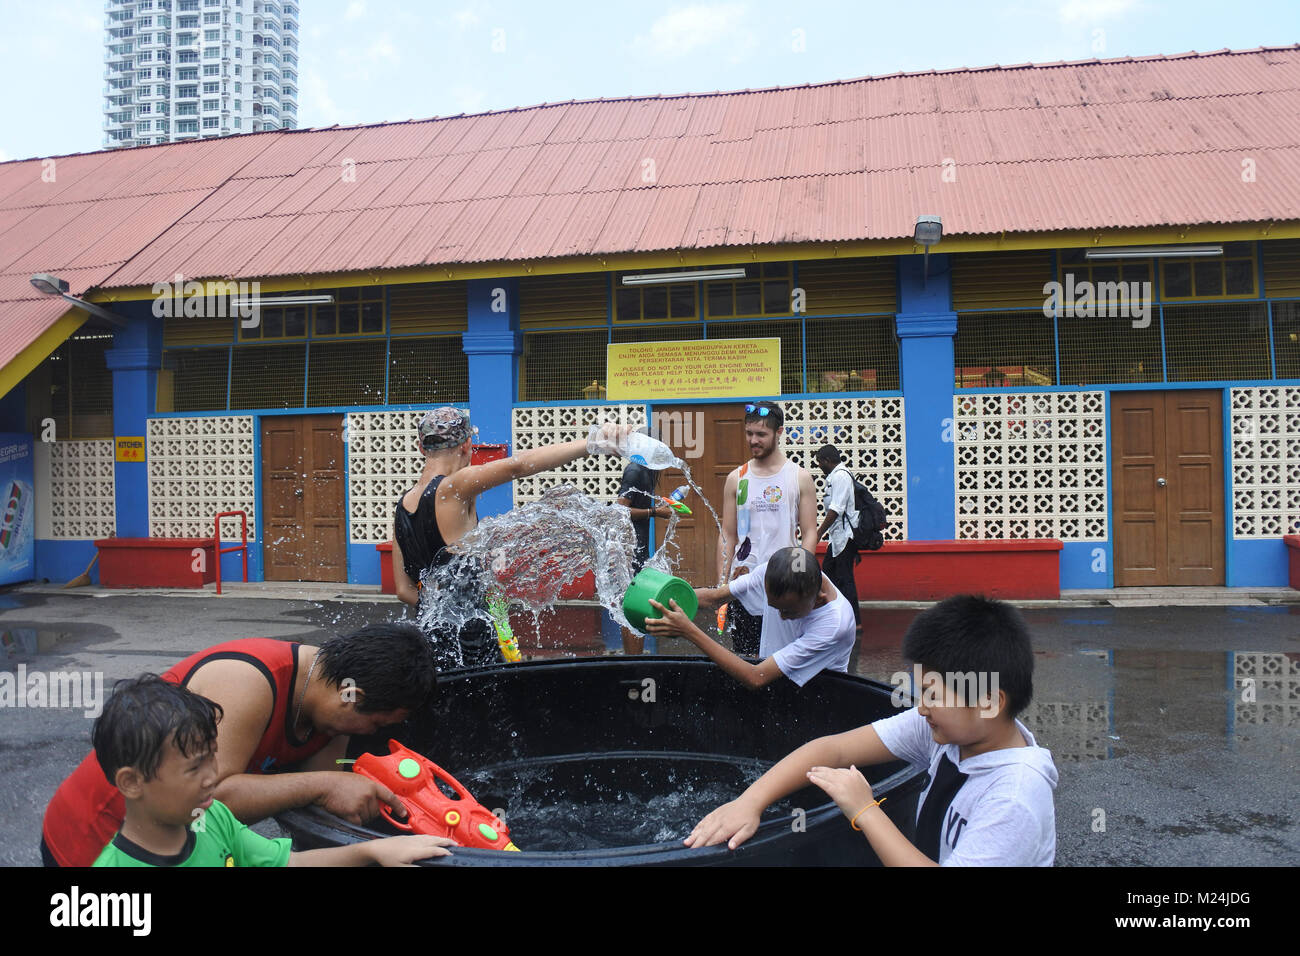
[103,0,300,149]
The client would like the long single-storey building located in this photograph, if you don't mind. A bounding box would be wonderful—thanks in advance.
[1,45,1297,594]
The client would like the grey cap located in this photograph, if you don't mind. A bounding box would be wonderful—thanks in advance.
[419,407,476,451]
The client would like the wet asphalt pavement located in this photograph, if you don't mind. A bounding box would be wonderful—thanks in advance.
[1,589,1295,867]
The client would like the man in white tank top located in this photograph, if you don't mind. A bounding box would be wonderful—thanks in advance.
[719,401,818,656]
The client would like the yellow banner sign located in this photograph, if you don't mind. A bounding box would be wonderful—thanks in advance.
[607,338,781,400]
[115,437,146,462]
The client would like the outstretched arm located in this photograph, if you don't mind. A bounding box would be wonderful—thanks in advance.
[684,723,900,850]
[643,598,783,690]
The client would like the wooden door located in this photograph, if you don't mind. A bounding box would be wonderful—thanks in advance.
[1111,391,1223,586]
[652,404,750,588]
[261,414,347,582]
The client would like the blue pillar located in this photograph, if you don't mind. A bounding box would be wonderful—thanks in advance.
[105,313,162,538]
[462,277,521,520]
[897,254,957,540]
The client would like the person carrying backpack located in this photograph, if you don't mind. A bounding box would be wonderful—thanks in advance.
[814,445,862,630]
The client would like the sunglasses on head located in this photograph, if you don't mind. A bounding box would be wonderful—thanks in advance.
[745,404,773,417]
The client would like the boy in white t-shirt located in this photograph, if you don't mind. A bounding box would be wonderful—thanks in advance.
[683,595,1058,865]
[644,546,856,689]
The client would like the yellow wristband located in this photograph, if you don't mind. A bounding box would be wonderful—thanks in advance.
[850,797,886,830]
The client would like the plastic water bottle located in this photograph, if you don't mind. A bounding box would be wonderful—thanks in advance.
[623,431,680,470]
[669,485,689,503]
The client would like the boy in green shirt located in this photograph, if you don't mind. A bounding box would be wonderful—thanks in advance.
[92,675,452,867]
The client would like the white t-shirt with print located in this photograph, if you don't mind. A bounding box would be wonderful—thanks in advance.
[871,707,1059,866]
[728,560,856,686]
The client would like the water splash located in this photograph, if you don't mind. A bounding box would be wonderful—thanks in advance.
[416,485,645,663]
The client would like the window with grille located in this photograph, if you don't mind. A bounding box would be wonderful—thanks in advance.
[26,334,116,439]
[704,318,802,394]
[389,337,468,404]
[704,263,792,319]
[160,347,229,412]
[230,343,306,409]
[954,311,1056,388]
[1160,242,1257,300]
[313,287,385,336]
[306,340,386,407]
[520,329,608,401]
[614,273,696,323]
[805,316,898,392]
[1163,302,1271,382]
[1057,312,1163,385]
[1273,301,1300,380]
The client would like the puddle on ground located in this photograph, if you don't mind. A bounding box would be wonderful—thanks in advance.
[1,629,74,660]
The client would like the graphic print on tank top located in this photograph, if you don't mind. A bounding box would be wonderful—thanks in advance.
[734,460,798,572]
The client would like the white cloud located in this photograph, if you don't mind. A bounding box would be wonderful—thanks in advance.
[453,6,483,31]
[368,34,400,64]
[1057,0,1137,23]
[632,4,751,59]
[344,1,367,21]
[299,65,350,127]
[0,148,10,163]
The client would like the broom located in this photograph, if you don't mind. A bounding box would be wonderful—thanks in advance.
[63,552,98,589]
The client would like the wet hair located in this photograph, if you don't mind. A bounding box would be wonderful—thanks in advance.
[764,547,821,601]
[317,623,440,713]
[93,674,222,785]
[745,400,784,430]
[816,444,841,466]
[621,462,662,494]
[902,595,1034,717]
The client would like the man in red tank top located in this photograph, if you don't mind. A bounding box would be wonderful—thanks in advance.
[41,624,438,867]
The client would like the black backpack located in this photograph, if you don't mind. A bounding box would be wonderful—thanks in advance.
[847,474,887,552]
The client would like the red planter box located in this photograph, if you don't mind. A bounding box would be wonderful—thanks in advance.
[377,541,395,594]
[816,539,1063,601]
[94,538,217,589]
[1285,536,1300,590]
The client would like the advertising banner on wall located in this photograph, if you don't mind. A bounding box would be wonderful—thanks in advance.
[0,434,35,586]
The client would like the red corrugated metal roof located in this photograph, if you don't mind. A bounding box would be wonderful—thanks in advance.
[4,46,1300,383]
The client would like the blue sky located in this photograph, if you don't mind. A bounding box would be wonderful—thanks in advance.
[1,0,1296,161]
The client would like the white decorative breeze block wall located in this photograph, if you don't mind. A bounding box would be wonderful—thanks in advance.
[1019,699,1111,762]
[780,397,908,540]
[147,417,256,540]
[511,404,648,505]
[1229,387,1300,538]
[954,392,1107,540]
[347,410,426,544]
[1234,652,1300,728]
[46,441,116,539]
[510,399,907,538]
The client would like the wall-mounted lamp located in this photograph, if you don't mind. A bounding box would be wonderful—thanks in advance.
[30,273,127,328]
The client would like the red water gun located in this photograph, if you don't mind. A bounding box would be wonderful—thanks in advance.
[353,740,519,851]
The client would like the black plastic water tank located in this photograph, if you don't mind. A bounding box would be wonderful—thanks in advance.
[276,656,928,866]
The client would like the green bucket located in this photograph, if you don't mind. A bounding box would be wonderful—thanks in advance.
[622,567,699,632]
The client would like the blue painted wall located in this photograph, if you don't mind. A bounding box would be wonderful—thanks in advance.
[1228,538,1289,587]
[105,307,161,538]
[35,539,99,585]
[895,254,957,540]
[463,277,521,521]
